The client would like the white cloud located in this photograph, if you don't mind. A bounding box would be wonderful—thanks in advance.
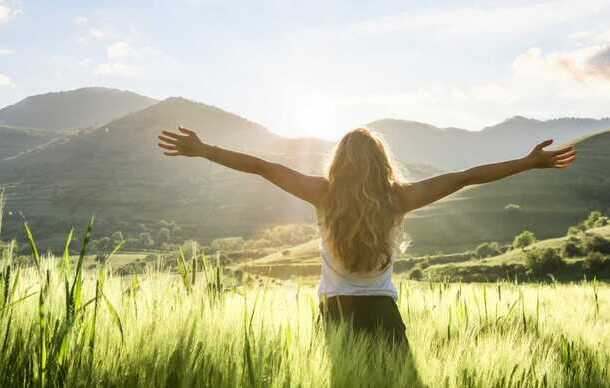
[514,45,610,82]
[73,16,88,26]
[319,34,610,132]
[0,4,18,24]
[0,48,13,55]
[0,73,13,86]
[347,1,609,38]
[89,28,105,40]
[78,58,92,68]
[107,41,131,60]
[569,27,610,45]
[93,40,181,79]
[94,41,140,77]
[0,6,9,23]
[93,62,142,77]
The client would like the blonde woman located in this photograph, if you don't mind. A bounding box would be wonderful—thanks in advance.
[158,126,576,346]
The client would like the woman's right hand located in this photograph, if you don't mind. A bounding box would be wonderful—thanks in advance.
[158,126,207,157]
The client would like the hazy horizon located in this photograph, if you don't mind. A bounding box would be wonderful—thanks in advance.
[1,1,610,139]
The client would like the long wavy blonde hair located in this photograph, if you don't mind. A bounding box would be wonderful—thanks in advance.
[320,127,405,274]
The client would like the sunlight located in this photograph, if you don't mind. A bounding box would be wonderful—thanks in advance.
[275,86,342,140]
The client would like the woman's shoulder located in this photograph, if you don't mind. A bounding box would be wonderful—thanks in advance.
[390,181,411,215]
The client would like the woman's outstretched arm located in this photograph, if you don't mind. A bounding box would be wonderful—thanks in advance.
[396,139,577,213]
[158,126,327,206]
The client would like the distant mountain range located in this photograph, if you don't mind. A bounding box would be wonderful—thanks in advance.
[0,87,157,132]
[0,93,436,248]
[369,116,610,170]
[0,87,608,251]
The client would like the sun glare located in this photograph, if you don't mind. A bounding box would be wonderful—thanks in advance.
[275,87,342,140]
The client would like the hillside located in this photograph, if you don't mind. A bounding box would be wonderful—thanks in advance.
[239,239,322,279]
[0,87,157,132]
[0,126,56,160]
[370,116,610,170]
[423,225,610,282]
[239,225,610,282]
[0,97,438,249]
[406,130,610,253]
[240,130,610,273]
[1,87,607,253]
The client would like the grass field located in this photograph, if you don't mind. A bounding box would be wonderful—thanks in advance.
[238,224,610,283]
[1,246,608,387]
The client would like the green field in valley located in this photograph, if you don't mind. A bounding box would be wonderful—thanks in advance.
[1,251,609,387]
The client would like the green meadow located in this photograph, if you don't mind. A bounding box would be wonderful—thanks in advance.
[0,227,608,388]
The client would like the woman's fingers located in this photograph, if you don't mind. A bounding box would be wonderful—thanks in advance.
[552,150,576,162]
[161,130,183,140]
[554,155,576,168]
[555,163,573,169]
[550,145,575,156]
[164,151,180,156]
[158,135,179,145]
[158,142,177,151]
[178,126,195,136]
[535,139,554,150]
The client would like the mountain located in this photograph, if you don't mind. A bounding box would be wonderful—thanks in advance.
[369,116,610,170]
[0,87,158,132]
[404,130,610,253]
[0,97,437,248]
[1,87,607,253]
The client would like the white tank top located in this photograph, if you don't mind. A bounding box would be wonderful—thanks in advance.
[316,208,402,301]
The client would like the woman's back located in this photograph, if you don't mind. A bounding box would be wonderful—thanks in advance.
[316,207,402,301]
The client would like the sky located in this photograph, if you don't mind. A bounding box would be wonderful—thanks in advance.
[1,0,610,139]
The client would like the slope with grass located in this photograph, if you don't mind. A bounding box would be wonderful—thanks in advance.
[405,130,610,253]
[238,238,322,279]
[0,126,57,160]
[1,87,608,253]
[239,221,610,283]
[242,130,610,257]
[0,96,439,250]
[421,225,610,282]
[1,251,608,387]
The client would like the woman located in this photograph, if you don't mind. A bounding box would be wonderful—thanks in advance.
[157,126,576,347]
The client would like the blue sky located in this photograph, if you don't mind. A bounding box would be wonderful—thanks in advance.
[1,0,610,139]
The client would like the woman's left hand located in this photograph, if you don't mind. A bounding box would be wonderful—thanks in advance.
[525,139,577,169]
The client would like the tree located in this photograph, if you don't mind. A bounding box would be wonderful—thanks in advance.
[475,242,501,258]
[178,240,200,259]
[156,227,171,245]
[525,248,564,275]
[583,252,608,273]
[111,231,124,244]
[567,226,584,236]
[211,237,244,252]
[562,236,584,257]
[408,267,424,280]
[584,234,610,254]
[512,230,536,249]
[122,238,140,250]
[94,237,114,252]
[139,232,155,248]
[584,211,609,229]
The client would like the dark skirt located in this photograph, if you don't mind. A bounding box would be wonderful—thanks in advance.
[318,295,408,348]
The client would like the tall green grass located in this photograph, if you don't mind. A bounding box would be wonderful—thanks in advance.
[0,224,608,387]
